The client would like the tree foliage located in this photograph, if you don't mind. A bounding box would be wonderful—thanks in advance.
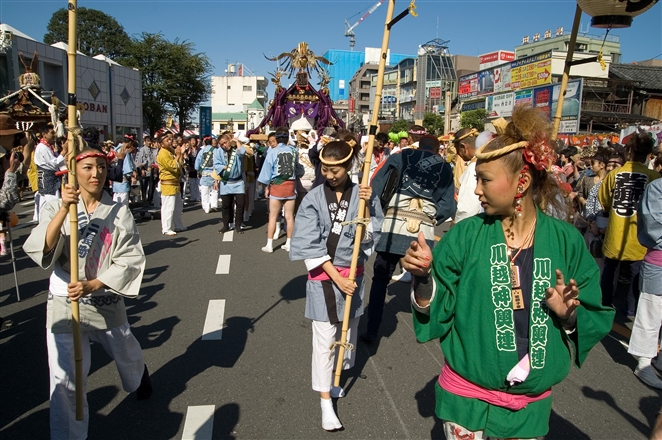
[44,7,132,60]
[389,119,410,134]
[123,33,212,136]
[423,112,445,136]
[460,109,488,132]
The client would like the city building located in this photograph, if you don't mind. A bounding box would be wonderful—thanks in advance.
[0,23,143,142]
[515,28,622,63]
[322,47,416,102]
[210,67,268,112]
[609,64,662,122]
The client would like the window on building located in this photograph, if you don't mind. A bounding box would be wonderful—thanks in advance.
[243,85,252,92]
[238,123,245,130]
[227,86,231,89]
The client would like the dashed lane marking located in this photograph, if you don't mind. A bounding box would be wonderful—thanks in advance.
[202,299,226,341]
[222,231,234,242]
[215,255,231,274]
[181,405,215,440]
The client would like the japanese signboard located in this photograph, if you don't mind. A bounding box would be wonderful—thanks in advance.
[199,106,212,137]
[485,92,516,118]
[459,51,552,99]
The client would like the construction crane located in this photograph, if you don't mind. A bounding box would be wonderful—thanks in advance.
[344,0,386,51]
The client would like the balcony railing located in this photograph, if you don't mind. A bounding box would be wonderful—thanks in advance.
[582,101,631,114]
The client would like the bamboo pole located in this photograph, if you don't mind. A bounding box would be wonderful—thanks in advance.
[551,4,582,141]
[67,0,84,421]
[333,0,398,388]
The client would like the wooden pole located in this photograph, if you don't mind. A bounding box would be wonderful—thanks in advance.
[551,4,582,141]
[333,0,398,388]
[67,0,84,421]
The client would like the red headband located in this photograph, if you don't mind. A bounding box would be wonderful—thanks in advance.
[76,152,108,162]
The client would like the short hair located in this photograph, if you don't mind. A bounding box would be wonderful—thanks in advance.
[625,132,654,159]
[375,132,389,145]
[267,132,277,139]
[275,127,289,142]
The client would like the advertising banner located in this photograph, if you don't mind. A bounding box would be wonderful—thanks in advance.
[509,51,552,91]
[552,79,583,134]
[515,89,533,106]
[199,106,212,137]
[458,73,478,99]
[485,92,515,118]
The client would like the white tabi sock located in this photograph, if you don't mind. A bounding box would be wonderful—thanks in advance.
[266,238,273,248]
[285,238,291,247]
[320,398,342,431]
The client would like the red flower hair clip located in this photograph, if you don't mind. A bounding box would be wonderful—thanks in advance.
[522,131,555,171]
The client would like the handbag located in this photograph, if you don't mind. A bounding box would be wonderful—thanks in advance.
[589,234,604,259]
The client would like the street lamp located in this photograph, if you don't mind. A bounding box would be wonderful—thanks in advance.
[551,0,658,140]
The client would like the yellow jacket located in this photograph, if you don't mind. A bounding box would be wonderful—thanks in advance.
[27,152,38,192]
[598,161,660,261]
[156,146,182,196]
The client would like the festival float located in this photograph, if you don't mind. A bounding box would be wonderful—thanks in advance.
[247,42,345,138]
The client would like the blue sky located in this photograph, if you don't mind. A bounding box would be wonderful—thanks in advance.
[1,0,661,99]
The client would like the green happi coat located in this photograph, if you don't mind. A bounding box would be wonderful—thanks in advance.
[413,209,614,438]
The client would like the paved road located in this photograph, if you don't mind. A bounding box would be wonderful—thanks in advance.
[1,194,660,439]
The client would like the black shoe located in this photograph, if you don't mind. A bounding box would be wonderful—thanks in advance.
[218,226,230,234]
[136,365,152,401]
[235,228,244,234]
[360,331,378,343]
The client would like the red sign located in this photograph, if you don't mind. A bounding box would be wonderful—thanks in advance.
[500,51,515,62]
[349,96,355,113]
[429,87,441,99]
[479,52,499,64]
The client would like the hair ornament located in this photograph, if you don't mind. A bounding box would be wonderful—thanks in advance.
[75,152,108,162]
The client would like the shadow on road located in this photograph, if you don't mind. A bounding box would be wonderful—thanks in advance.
[143,236,198,256]
[89,315,252,439]
[582,385,658,438]
[211,403,240,440]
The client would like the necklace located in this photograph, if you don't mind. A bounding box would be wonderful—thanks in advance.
[506,218,536,311]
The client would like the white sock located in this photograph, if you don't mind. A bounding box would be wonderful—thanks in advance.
[285,238,291,247]
[266,239,273,248]
[637,356,652,369]
[320,398,342,431]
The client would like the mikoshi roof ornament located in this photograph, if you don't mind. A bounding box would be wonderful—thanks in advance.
[576,0,659,28]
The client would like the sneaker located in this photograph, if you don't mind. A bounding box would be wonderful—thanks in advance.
[634,365,662,389]
[330,386,346,399]
[210,208,218,212]
[261,245,273,253]
[392,271,412,283]
[240,223,248,230]
[218,226,230,234]
[163,230,176,236]
[229,223,235,230]
[175,227,187,232]
[282,243,290,252]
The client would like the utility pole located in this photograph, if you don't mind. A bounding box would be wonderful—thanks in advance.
[444,90,452,134]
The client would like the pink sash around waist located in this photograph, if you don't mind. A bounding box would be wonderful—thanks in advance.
[438,363,551,411]
[308,265,364,281]
[645,249,662,267]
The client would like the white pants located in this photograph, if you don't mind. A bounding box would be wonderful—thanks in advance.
[187,178,201,201]
[200,185,219,213]
[112,192,129,207]
[38,193,60,222]
[47,323,145,440]
[311,317,359,393]
[161,193,184,233]
[628,291,662,358]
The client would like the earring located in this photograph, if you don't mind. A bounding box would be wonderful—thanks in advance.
[514,165,529,217]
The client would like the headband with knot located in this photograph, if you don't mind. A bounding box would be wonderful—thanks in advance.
[454,128,479,142]
[408,128,427,136]
[475,118,555,171]
[319,146,354,166]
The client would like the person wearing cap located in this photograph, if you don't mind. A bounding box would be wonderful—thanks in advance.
[34,124,68,221]
[599,133,660,317]
[156,132,186,235]
[112,136,138,206]
[195,136,219,213]
[361,135,456,343]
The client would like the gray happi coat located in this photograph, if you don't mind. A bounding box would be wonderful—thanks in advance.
[290,182,383,323]
[24,192,145,333]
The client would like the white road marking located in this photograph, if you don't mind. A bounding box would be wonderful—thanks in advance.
[20,201,34,207]
[202,300,226,341]
[215,255,231,274]
[222,231,234,242]
[181,405,215,440]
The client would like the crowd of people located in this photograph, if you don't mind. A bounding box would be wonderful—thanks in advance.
[1,104,661,439]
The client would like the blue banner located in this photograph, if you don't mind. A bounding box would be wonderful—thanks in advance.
[199,106,212,137]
